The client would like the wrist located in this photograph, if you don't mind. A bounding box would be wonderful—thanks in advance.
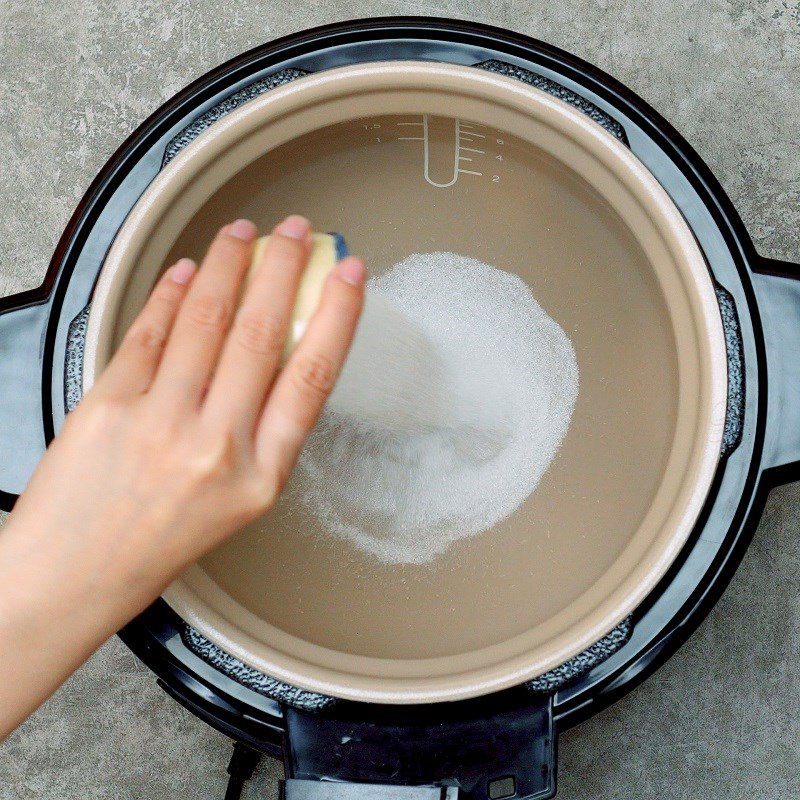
[0,503,171,631]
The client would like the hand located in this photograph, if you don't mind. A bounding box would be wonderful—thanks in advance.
[0,215,365,736]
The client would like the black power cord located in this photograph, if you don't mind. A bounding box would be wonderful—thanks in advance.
[224,741,262,800]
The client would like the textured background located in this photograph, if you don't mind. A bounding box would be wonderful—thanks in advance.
[1,1,799,798]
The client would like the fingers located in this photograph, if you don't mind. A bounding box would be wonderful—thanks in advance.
[203,215,312,432]
[95,258,197,399]
[256,256,365,485]
[151,219,257,409]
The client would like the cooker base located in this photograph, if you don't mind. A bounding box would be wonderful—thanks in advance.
[283,694,554,800]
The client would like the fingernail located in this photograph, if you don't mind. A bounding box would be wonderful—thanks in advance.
[226,219,257,241]
[335,257,366,286]
[275,215,311,240]
[167,258,196,285]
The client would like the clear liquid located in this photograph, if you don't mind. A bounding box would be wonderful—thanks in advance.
[161,115,679,659]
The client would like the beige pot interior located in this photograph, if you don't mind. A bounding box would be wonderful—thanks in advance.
[83,62,727,703]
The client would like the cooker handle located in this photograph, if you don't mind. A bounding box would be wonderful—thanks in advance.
[753,256,800,480]
[0,294,51,512]
[281,692,556,800]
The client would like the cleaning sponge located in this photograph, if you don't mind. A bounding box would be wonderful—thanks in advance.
[246,232,347,360]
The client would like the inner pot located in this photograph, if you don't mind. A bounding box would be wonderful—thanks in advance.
[83,62,727,704]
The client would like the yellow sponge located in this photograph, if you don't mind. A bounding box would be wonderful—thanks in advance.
[246,232,346,361]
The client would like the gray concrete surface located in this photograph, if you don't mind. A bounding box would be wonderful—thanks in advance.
[0,1,798,798]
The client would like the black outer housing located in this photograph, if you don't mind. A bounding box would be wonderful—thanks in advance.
[1,17,799,799]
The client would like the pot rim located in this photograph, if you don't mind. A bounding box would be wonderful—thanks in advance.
[83,61,728,704]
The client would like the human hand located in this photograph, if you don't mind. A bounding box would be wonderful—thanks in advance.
[18,213,364,591]
[0,215,364,734]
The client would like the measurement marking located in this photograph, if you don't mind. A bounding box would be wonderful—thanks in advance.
[398,115,487,188]
[423,114,460,188]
